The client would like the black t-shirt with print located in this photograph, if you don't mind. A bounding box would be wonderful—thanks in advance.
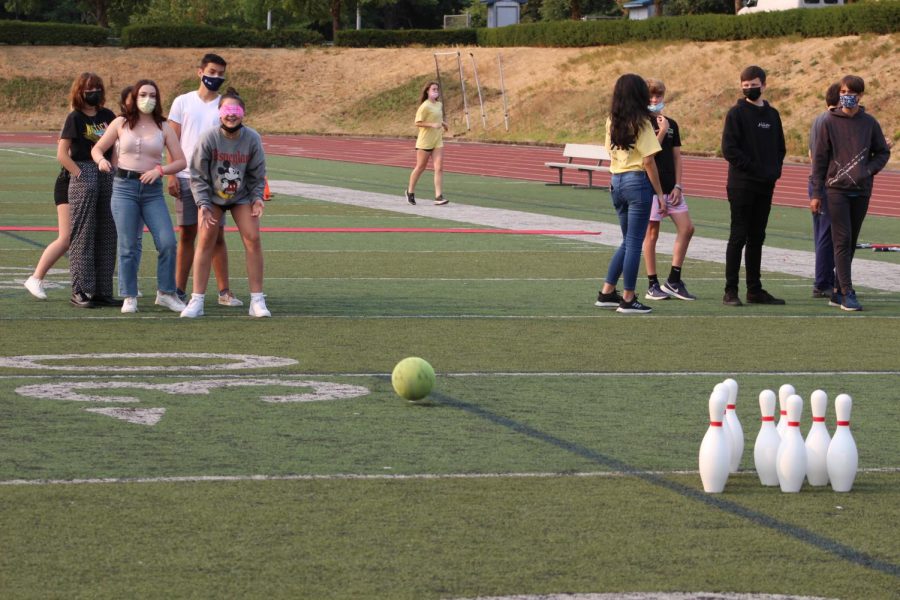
[651,116,681,195]
[59,108,116,162]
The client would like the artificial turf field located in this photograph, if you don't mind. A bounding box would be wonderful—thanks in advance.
[1,146,899,599]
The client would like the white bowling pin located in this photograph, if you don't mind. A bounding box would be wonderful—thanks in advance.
[713,383,735,462]
[827,394,858,493]
[777,383,795,439]
[699,388,731,493]
[805,389,831,486]
[776,394,807,493]
[754,389,780,486]
[723,378,743,473]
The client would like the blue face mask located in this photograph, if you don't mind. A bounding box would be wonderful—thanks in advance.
[839,94,859,109]
[201,75,225,92]
[648,102,665,113]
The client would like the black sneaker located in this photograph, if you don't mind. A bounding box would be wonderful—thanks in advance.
[617,297,652,314]
[594,289,623,309]
[92,294,124,308]
[723,289,743,306]
[405,190,416,205]
[70,291,97,308]
[812,288,829,298]
[828,291,843,307]
[746,289,785,305]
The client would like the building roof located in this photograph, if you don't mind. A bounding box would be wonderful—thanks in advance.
[622,0,653,7]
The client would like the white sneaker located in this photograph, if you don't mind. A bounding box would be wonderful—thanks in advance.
[248,296,271,318]
[155,291,186,313]
[218,290,244,307]
[121,297,138,313]
[180,295,205,318]
[24,276,47,300]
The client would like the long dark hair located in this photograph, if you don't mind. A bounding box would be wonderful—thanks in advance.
[420,81,440,103]
[218,87,245,109]
[123,79,165,130]
[609,74,652,151]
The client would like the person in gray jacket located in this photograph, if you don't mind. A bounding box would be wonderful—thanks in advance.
[181,88,270,318]
[810,74,891,312]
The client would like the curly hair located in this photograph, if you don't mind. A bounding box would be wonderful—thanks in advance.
[608,74,652,151]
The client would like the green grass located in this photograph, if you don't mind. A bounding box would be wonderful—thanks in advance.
[0,146,898,599]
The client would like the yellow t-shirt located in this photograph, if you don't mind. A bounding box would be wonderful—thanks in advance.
[415,100,444,150]
[604,117,661,173]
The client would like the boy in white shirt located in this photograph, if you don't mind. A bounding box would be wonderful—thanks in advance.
[167,53,242,307]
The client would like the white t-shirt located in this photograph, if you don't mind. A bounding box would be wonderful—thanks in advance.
[168,90,220,179]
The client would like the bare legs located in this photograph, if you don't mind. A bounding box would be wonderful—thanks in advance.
[191,205,261,295]
[407,147,443,199]
[32,203,71,280]
[177,224,229,294]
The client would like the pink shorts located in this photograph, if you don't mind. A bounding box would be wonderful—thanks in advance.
[649,193,689,222]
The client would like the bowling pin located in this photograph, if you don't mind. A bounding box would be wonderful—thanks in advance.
[777,383,795,439]
[699,387,731,493]
[723,378,743,473]
[776,394,807,493]
[827,394,858,492]
[805,389,831,486]
[754,389,780,486]
[713,383,735,462]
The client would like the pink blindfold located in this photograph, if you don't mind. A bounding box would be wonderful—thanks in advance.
[219,104,244,119]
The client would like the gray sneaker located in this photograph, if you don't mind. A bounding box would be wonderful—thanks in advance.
[644,282,671,301]
[662,280,696,301]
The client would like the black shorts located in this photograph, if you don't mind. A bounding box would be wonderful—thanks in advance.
[416,147,435,153]
[54,168,69,206]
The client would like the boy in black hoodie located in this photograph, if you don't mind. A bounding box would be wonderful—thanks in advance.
[721,65,786,307]
[811,74,891,312]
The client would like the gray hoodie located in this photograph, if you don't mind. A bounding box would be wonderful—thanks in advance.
[190,125,266,210]
[811,106,890,194]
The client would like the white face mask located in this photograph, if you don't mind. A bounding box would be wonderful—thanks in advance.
[137,97,156,114]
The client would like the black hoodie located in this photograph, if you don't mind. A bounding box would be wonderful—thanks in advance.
[721,98,786,187]
[811,106,891,195]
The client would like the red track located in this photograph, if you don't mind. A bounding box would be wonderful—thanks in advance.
[4,132,898,217]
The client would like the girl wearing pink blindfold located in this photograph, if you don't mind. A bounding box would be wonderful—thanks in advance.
[183,87,270,318]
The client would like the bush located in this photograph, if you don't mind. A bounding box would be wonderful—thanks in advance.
[120,24,323,48]
[334,28,478,48]
[0,21,108,46]
[475,2,900,47]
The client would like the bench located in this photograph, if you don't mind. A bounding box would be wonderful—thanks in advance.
[545,143,611,189]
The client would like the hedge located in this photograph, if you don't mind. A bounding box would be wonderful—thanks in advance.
[334,28,478,48]
[476,3,900,47]
[0,20,108,45]
[120,24,323,48]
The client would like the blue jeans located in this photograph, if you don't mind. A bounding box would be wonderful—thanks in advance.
[605,171,653,292]
[110,177,177,297]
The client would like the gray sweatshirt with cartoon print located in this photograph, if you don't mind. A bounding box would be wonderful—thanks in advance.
[190,125,266,210]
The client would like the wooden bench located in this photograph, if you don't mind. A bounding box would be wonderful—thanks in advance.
[545,143,611,189]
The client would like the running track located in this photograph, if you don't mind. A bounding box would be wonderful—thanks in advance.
[4,132,898,217]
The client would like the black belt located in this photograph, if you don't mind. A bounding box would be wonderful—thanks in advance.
[115,168,143,179]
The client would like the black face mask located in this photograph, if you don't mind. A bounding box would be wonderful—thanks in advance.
[84,91,102,106]
[221,123,243,134]
[742,87,762,102]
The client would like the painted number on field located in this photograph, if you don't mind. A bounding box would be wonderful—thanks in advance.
[6,354,371,426]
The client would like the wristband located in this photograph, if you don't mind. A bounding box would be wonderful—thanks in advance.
[674,184,683,191]
[156,165,164,176]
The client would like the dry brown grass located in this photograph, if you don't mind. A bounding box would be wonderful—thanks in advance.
[1,35,897,166]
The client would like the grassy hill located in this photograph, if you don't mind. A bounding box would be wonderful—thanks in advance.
[0,35,897,166]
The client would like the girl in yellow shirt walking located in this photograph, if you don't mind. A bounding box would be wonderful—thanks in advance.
[405,82,449,206]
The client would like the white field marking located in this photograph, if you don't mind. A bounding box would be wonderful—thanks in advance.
[15,378,370,404]
[2,468,897,487]
[0,353,298,372]
[14,378,371,426]
[4,369,899,380]
[268,179,900,292]
[0,148,55,159]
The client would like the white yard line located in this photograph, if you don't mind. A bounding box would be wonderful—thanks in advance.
[2,467,897,487]
[269,179,900,293]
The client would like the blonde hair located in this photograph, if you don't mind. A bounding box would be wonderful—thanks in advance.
[645,78,666,96]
